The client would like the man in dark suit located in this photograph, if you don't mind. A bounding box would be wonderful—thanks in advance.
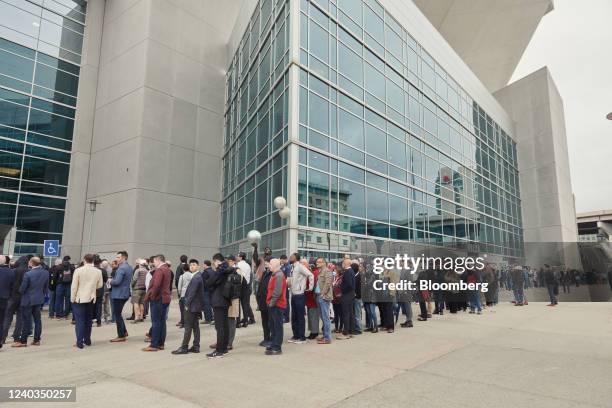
[1,255,29,345]
[13,257,48,347]
[0,255,15,349]
[172,259,204,355]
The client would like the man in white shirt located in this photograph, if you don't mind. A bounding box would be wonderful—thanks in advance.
[236,252,255,327]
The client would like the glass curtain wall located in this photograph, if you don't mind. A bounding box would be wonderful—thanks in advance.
[221,0,523,260]
[0,0,87,255]
[220,0,291,256]
[296,0,523,260]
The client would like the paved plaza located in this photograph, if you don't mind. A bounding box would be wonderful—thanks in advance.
[1,302,611,408]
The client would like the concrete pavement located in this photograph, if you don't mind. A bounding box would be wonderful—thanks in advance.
[1,301,611,408]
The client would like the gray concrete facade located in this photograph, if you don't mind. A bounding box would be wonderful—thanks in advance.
[62,0,245,261]
[414,0,554,92]
[494,67,579,266]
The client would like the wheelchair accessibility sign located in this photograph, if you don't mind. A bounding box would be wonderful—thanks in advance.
[43,240,60,257]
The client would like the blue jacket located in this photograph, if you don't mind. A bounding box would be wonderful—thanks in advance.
[0,266,15,299]
[109,261,133,300]
[19,266,49,306]
[184,271,204,313]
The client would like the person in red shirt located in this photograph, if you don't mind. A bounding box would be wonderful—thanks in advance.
[304,259,320,340]
[143,254,171,352]
[265,258,286,355]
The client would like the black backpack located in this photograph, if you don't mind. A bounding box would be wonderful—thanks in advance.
[222,269,243,300]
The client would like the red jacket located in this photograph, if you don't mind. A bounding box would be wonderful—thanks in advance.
[266,271,287,309]
[145,264,172,304]
[305,268,320,308]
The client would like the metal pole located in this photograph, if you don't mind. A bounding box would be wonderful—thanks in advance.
[87,209,94,254]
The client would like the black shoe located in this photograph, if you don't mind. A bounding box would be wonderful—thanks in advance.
[364,328,373,332]
[351,331,362,335]
[400,320,413,328]
[307,333,318,340]
[248,319,256,325]
[171,348,189,355]
[206,351,226,359]
[188,346,200,353]
[265,349,282,355]
[259,340,271,347]
[372,328,379,333]
[126,316,134,321]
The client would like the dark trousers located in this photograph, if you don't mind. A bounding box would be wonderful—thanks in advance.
[150,299,168,348]
[290,293,306,340]
[283,288,290,322]
[259,306,271,342]
[178,298,185,324]
[0,298,6,346]
[213,306,229,353]
[181,310,200,349]
[20,305,42,343]
[54,283,71,317]
[73,302,94,347]
[94,296,103,324]
[269,306,284,351]
[333,302,343,331]
[379,302,394,330]
[112,298,128,337]
[202,290,213,321]
[240,288,255,323]
[341,292,356,335]
[2,297,23,342]
[419,301,428,320]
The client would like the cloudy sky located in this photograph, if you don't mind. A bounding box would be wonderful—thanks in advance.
[511,0,612,214]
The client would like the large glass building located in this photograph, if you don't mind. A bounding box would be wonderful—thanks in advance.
[0,0,577,266]
[0,0,86,255]
[220,0,523,260]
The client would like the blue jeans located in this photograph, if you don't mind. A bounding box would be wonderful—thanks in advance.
[72,302,94,347]
[112,298,128,337]
[269,306,284,351]
[317,297,332,341]
[513,284,524,304]
[290,293,306,340]
[20,305,42,343]
[469,290,482,312]
[364,302,377,329]
[48,290,56,317]
[547,284,558,304]
[54,283,71,317]
[150,300,168,348]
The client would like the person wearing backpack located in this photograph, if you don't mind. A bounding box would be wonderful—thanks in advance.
[54,256,74,320]
[203,253,234,358]
[225,256,242,350]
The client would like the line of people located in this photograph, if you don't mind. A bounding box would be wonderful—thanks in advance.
[0,248,564,353]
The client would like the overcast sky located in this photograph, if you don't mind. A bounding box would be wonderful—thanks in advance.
[511,0,612,214]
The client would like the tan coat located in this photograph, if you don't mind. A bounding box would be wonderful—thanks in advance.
[71,264,103,303]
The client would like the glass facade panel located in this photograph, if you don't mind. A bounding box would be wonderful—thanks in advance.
[0,0,85,253]
[296,0,523,258]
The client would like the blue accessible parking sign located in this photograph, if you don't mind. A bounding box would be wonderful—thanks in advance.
[43,240,60,257]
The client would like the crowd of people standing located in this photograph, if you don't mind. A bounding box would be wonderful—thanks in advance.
[0,247,574,355]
